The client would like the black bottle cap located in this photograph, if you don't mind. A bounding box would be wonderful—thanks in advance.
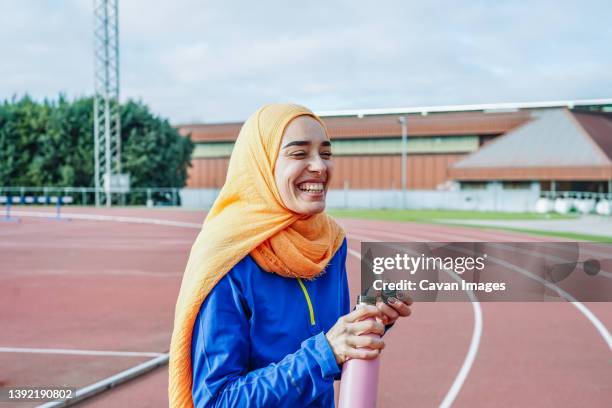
[356,295,377,305]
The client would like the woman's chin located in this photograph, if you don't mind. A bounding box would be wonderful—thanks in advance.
[296,201,326,215]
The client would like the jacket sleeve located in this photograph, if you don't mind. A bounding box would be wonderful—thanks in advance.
[191,272,340,408]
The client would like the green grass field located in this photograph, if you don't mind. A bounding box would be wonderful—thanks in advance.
[328,209,611,242]
[327,209,576,222]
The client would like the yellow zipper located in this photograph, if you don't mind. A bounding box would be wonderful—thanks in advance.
[297,278,315,326]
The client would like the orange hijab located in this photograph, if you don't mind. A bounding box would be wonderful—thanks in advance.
[168,104,345,407]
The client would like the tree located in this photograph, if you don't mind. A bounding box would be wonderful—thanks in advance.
[120,99,194,189]
[0,95,194,194]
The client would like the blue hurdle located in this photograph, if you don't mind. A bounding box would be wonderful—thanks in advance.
[0,196,20,223]
[49,196,72,221]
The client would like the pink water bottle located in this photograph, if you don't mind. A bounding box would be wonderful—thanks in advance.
[338,295,380,408]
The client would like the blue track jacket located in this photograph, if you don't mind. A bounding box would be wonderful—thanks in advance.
[191,238,349,407]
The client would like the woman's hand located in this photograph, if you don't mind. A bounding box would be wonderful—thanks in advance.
[325,305,386,365]
[377,291,412,326]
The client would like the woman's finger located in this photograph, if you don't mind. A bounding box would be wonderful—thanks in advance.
[345,347,381,360]
[348,335,385,350]
[349,319,385,336]
[343,305,382,323]
[387,297,412,317]
[376,300,399,322]
[396,291,413,306]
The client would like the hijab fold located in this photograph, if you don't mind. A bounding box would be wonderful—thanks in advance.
[168,104,345,407]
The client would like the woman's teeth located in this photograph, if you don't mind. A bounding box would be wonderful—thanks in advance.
[297,182,324,193]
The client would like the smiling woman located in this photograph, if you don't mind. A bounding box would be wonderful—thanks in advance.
[168,104,411,408]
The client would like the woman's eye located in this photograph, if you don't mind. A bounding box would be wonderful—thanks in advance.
[290,151,307,158]
[321,151,333,158]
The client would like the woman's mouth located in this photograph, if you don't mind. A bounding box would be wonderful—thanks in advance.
[296,182,325,199]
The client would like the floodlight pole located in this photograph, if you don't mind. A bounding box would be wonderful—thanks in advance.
[398,116,408,209]
[93,0,121,207]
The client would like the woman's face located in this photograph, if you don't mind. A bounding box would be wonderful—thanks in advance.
[274,116,333,215]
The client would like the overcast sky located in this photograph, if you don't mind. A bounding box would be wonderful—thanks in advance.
[1,0,611,124]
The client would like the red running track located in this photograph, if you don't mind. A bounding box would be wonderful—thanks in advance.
[0,207,609,407]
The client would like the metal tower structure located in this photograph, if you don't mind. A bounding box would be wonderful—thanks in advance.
[93,0,121,207]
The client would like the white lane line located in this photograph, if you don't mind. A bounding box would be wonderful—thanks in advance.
[10,211,203,229]
[0,346,164,358]
[0,269,181,279]
[440,304,482,408]
[38,354,170,408]
[346,233,483,408]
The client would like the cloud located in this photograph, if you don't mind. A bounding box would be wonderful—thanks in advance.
[0,0,610,123]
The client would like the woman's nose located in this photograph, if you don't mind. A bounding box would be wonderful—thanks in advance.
[308,155,327,175]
